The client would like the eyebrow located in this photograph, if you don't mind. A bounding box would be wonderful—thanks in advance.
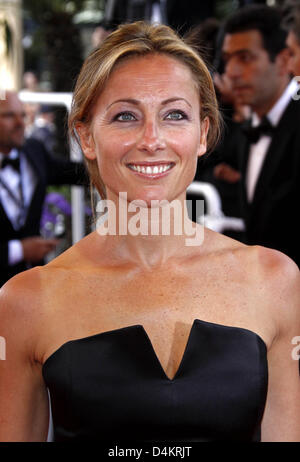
[107,97,192,110]
[222,49,253,60]
[162,97,192,108]
[0,111,26,117]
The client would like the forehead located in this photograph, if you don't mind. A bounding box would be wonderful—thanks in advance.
[100,54,198,101]
[287,30,300,48]
[223,29,265,53]
[0,93,24,113]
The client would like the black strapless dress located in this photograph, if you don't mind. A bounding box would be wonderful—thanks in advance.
[42,319,268,442]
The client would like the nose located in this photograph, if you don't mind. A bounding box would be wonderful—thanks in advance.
[225,57,243,80]
[14,113,25,128]
[136,118,166,154]
[287,55,295,76]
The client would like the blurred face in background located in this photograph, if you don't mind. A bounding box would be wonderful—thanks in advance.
[286,30,300,76]
[0,92,26,155]
[222,30,288,116]
[23,71,39,91]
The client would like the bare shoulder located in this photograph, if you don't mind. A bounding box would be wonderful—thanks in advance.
[242,245,300,334]
[0,267,57,441]
[0,231,106,335]
[262,246,299,319]
[254,247,300,441]
[0,266,45,317]
[251,245,299,297]
[0,256,71,312]
[212,231,299,288]
[0,267,47,363]
[206,231,299,321]
[235,243,299,297]
[0,257,75,358]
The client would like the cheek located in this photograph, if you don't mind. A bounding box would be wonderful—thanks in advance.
[185,128,202,155]
[94,130,136,158]
[169,124,201,149]
[3,122,12,132]
[250,60,270,80]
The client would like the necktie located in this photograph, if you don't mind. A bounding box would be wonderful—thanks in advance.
[242,116,274,144]
[0,157,20,172]
[0,156,25,228]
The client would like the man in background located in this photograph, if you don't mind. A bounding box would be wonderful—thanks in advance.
[0,91,87,286]
[216,4,300,267]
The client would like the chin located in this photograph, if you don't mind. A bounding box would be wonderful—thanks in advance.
[235,96,251,106]
[128,196,167,208]
[127,188,170,206]
[14,139,25,148]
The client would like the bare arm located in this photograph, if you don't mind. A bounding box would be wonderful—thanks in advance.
[0,272,49,441]
[261,254,300,442]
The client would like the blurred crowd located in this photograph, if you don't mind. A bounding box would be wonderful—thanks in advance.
[186,0,300,268]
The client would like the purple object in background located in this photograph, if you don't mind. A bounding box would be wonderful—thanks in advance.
[40,192,92,238]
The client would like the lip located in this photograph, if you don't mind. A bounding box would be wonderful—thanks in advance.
[126,161,175,179]
[233,85,251,92]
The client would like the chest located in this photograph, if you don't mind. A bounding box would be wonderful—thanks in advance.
[43,316,268,441]
[41,265,273,381]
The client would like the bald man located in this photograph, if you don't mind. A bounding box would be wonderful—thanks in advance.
[0,91,87,286]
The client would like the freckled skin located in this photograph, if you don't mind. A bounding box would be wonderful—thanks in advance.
[1,27,300,443]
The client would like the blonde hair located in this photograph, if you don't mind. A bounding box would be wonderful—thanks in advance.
[69,21,222,199]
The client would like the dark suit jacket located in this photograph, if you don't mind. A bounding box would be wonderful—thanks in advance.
[238,98,300,267]
[0,138,87,286]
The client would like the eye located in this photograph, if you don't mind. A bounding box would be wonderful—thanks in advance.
[165,110,187,121]
[239,52,253,63]
[113,112,136,122]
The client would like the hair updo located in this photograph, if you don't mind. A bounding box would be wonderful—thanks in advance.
[69,21,222,199]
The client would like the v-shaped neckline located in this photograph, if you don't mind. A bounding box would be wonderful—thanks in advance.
[138,320,197,381]
[42,319,267,382]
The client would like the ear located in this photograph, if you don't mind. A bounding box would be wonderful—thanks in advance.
[198,117,210,157]
[275,48,291,76]
[75,122,96,160]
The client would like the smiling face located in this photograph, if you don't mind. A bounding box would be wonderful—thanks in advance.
[77,54,208,206]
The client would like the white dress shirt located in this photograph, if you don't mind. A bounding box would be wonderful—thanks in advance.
[0,149,37,265]
[150,0,166,24]
[246,79,299,202]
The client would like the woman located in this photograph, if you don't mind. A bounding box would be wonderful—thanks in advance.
[0,21,299,442]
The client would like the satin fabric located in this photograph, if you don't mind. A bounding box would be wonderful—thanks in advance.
[42,319,268,441]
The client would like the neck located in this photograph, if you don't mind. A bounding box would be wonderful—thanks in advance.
[0,146,12,156]
[95,192,204,269]
[254,77,290,118]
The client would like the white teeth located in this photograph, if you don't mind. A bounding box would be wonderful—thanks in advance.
[129,164,172,174]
